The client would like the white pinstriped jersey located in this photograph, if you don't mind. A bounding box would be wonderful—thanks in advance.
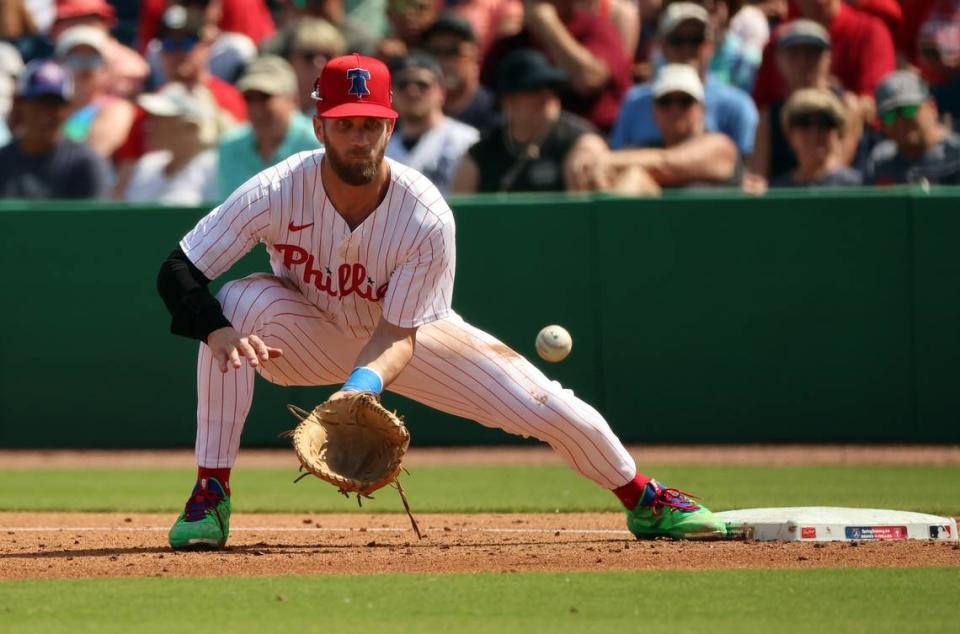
[180,150,456,338]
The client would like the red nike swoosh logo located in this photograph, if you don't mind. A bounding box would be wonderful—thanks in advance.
[288,221,314,232]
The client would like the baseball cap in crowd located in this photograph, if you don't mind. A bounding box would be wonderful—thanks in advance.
[54,25,108,59]
[138,82,219,144]
[15,59,74,101]
[159,4,205,41]
[777,19,831,50]
[55,0,116,24]
[422,12,477,43]
[875,71,930,116]
[311,53,398,119]
[652,63,704,102]
[237,56,298,96]
[291,18,347,58]
[780,88,846,132]
[658,2,710,37]
[389,51,444,85]
[496,48,567,96]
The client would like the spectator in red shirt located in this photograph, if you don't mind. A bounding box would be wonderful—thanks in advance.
[52,0,149,99]
[845,0,901,41]
[481,0,632,132]
[113,4,245,196]
[150,5,246,121]
[138,0,275,52]
[753,0,895,122]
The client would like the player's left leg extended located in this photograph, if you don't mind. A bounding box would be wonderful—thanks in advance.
[389,314,726,540]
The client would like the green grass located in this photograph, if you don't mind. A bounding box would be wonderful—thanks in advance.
[1,568,958,633]
[1,465,958,515]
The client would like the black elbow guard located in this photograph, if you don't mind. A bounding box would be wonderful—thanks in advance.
[169,290,233,341]
[157,248,233,342]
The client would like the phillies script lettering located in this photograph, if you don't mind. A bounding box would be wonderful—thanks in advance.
[275,244,388,300]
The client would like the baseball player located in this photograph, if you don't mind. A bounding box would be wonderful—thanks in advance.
[157,54,727,550]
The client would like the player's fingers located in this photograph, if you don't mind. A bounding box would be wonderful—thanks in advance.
[265,346,283,359]
[228,347,242,370]
[237,339,259,367]
[247,335,270,361]
[213,350,228,373]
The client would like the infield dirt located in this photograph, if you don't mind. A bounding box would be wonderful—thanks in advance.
[2,511,959,580]
[3,446,958,579]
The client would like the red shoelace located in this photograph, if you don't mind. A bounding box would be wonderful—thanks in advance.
[649,485,701,515]
[183,487,223,522]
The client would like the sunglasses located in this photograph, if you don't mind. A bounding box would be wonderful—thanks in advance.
[788,113,840,130]
[161,36,199,52]
[64,52,103,72]
[427,45,464,59]
[666,34,706,48]
[396,78,433,91]
[879,104,920,125]
[243,90,273,104]
[655,94,697,108]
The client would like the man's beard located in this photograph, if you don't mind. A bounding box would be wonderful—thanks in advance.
[325,140,386,185]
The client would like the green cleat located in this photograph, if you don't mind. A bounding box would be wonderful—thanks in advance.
[168,477,231,550]
[625,480,727,540]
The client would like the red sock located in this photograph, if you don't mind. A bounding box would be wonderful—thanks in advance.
[613,472,653,510]
[197,467,231,495]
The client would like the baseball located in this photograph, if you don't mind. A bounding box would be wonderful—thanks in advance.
[535,325,572,362]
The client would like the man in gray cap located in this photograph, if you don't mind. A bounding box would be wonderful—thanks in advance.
[217,55,321,198]
[866,70,960,185]
[746,19,864,185]
[610,2,757,157]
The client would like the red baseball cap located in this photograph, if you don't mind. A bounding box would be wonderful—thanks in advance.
[55,0,117,24]
[312,53,398,119]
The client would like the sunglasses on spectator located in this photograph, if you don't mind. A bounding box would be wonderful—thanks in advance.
[243,90,273,104]
[64,52,103,71]
[161,36,199,52]
[879,104,920,125]
[396,78,433,91]
[654,94,697,108]
[666,34,706,48]
[788,113,840,130]
[427,45,465,59]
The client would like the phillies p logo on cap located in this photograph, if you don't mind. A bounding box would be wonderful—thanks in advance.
[313,54,398,119]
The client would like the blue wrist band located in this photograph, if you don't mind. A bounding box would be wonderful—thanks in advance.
[341,367,384,395]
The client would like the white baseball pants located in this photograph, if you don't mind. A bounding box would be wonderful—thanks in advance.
[195,274,636,489]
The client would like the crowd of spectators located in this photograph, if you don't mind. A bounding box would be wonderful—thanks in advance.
[1,0,958,202]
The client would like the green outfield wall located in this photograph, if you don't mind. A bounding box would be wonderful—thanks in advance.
[0,187,957,447]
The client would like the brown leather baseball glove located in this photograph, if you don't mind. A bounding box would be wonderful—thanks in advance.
[287,393,421,538]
